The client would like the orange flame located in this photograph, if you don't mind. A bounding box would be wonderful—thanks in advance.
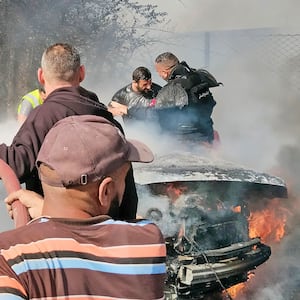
[226,282,247,298]
[163,183,291,299]
[227,199,290,298]
[232,205,241,213]
[226,274,255,298]
[248,198,289,244]
[165,182,188,203]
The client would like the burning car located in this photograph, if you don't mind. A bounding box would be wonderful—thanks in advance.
[133,152,288,299]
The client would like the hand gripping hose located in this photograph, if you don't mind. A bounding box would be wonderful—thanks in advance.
[0,159,30,228]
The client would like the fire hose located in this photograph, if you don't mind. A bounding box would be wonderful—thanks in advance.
[0,159,30,228]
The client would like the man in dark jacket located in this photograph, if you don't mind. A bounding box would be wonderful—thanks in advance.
[154,52,220,144]
[108,66,161,124]
[0,43,138,220]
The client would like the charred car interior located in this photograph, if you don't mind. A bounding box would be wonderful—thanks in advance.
[134,153,288,299]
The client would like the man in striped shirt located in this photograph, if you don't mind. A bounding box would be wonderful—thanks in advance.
[0,115,166,299]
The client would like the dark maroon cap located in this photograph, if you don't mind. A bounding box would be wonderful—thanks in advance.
[37,115,154,187]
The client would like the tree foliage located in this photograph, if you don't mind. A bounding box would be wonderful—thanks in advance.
[0,0,166,118]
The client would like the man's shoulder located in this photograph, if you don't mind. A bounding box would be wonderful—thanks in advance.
[46,86,81,100]
[78,86,99,102]
[0,223,40,249]
[22,89,39,98]
[44,86,101,107]
[169,61,191,79]
[111,84,132,104]
[18,97,33,108]
[114,84,131,95]
[108,219,164,242]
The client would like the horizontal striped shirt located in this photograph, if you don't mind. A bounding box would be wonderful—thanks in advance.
[0,216,166,299]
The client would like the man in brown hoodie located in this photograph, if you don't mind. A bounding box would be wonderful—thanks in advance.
[0,43,138,220]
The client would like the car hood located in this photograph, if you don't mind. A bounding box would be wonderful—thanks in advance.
[133,152,287,198]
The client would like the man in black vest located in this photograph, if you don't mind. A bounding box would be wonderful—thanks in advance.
[154,52,220,144]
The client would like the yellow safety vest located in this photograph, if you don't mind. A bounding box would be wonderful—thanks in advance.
[17,89,43,114]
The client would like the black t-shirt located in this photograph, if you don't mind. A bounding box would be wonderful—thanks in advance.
[110,83,161,122]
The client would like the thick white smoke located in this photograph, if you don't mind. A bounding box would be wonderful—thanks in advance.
[110,2,300,299]
[1,1,299,298]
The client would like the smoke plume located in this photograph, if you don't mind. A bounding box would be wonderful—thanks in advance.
[0,1,299,298]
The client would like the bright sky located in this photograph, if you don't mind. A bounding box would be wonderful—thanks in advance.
[140,0,300,32]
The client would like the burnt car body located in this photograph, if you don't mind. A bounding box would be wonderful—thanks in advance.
[133,152,288,299]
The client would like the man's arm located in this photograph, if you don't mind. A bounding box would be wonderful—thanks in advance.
[0,103,52,185]
[5,189,43,220]
[107,101,128,116]
[17,99,33,125]
[108,86,129,116]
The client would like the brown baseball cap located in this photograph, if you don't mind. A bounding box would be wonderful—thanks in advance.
[37,115,154,187]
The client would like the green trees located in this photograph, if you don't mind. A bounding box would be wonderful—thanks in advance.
[0,0,166,118]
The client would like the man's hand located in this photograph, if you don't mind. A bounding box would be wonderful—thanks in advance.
[5,189,44,220]
[108,101,128,116]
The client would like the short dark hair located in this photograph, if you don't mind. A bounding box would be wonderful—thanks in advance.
[132,67,152,82]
